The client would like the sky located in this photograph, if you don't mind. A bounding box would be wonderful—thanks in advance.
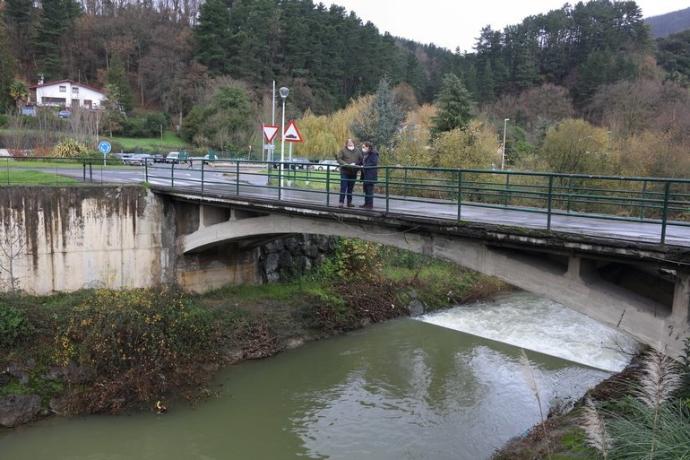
[330,0,690,52]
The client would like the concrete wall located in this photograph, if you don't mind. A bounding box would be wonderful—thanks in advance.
[0,186,174,294]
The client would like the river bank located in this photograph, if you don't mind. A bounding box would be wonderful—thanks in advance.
[0,244,507,428]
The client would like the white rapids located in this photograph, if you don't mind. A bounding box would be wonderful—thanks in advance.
[418,292,639,373]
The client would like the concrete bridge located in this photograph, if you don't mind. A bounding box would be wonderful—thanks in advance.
[157,185,690,357]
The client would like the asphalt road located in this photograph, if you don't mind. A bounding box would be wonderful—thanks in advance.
[50,164,690,247]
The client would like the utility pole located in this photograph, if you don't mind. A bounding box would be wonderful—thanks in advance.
[271,81,276,163]
[501,118,510,170]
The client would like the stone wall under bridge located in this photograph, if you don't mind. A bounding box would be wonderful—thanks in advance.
[0,186,336,295]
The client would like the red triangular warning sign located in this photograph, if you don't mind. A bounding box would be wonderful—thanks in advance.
[263,125,279,143]
[283,120,304,143]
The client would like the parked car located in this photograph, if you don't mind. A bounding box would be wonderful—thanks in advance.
[58,109,71,119]
[151,154,166,163]
[289,157,311,170]
[165,151,189,164]
[123,153,152,166]
[315,159,340,172]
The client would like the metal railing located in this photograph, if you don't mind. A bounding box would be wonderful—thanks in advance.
[143,159,690,245]
[2,156,688,245]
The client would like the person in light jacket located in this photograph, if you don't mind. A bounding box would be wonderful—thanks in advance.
[335,138,362,207]
[359,141,379,209]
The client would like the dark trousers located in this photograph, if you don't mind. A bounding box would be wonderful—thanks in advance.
[363,181,375,206]
[339,171,357,203]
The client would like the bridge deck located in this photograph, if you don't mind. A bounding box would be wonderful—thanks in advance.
[33,162,690,248]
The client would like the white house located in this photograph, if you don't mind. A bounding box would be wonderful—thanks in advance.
[30,79,107,109]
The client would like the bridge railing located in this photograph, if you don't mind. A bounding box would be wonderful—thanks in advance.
[2,156,687,245]
[141,159,690,245]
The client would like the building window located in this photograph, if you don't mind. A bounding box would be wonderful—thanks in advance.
[72,87,79,94]
[59,86,66,93]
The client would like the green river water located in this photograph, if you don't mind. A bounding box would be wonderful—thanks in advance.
[0,293,636,460]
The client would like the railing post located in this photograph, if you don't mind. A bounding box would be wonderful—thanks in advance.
[385,167,390,214]
[278,164,282,200]
[236,160,240,195]
[403,168,408,197]
[171,161,175,188]
[144,159,149,183]
[566,177,573,214]
[326,165,331,206]
[457,170,463,221]
[660,181,671,245]
[639,180,647,221]
[89,162,93,183]
[547,175,554,231]
[200,161,205,196]
[504,173,510,207]
[6,158,9,185]
[82,160,86,182]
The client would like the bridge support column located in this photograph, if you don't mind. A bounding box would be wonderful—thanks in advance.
[672,271,690,324]
[566,256,594,282]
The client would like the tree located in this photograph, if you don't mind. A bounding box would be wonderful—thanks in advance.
[351,78,404,149]
[9,80,28,111]
[34,0,81,78]
[431,73,473,134]
[540,119,612,174]
[431,120,499,169]
[0,20,15,112]
[106,55,133,112]
[182,81,254,150]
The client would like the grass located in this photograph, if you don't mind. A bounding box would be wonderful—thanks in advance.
[109,131,187,150]
[0,169,79,185]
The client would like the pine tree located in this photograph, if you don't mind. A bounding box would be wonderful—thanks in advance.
[351,78,404,149]
[194,0,232,75]
[477,59,495,104]
[432,73,473,134]
[34,0,81,79]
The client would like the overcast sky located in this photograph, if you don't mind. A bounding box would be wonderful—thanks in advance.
[330,1,690,52]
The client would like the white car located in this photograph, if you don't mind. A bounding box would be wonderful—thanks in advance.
[315,160,340,171]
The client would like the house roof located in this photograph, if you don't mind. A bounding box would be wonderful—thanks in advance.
[30,79,105,95]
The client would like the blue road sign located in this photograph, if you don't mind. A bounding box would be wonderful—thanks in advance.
[98,140,112,155]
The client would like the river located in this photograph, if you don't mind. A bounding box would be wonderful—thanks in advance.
[0,292,637,460]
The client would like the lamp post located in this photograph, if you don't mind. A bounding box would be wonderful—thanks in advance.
[501,118,510,170]
[279,86,289,189]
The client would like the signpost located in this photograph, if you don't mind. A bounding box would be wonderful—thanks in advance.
[98,140,111,166]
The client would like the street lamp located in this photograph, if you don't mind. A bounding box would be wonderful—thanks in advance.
[279,86,289,189]
[501,118,510,170]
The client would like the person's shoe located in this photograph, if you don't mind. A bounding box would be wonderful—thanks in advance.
[347,202,355,208]
[338,203,344,208]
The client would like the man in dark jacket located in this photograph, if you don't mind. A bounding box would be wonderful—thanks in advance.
[359,141,379,209]
[335,138,362,207]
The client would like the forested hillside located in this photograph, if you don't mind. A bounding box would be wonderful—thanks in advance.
[646,7,690,38]
[0,0,688,161]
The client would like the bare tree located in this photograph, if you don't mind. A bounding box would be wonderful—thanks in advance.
[0,220,26,294]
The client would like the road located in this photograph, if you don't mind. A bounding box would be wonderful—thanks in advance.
[46,164,690,247]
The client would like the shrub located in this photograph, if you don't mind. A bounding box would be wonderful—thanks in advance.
[55,289,219,412]
[318,239,382,281]
[0,304,32,348]
[52,138,91,158]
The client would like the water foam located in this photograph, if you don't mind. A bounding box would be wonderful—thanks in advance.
[418,292,638,372]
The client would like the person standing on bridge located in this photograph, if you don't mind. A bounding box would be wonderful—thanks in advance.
[335,138,363,208]
[360,141,379,209]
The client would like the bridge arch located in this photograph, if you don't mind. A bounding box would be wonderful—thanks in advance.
[179,211,690,357]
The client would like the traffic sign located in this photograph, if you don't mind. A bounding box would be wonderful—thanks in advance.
[98,140,111,155]
[262,125,279,143]
[283,120,303,143]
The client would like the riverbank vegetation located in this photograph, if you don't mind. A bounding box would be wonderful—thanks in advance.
[0,241,506,426]
[494,342,690,459]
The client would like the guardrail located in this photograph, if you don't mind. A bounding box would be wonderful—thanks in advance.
[144,159,690,245]
[2,156,688,245]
